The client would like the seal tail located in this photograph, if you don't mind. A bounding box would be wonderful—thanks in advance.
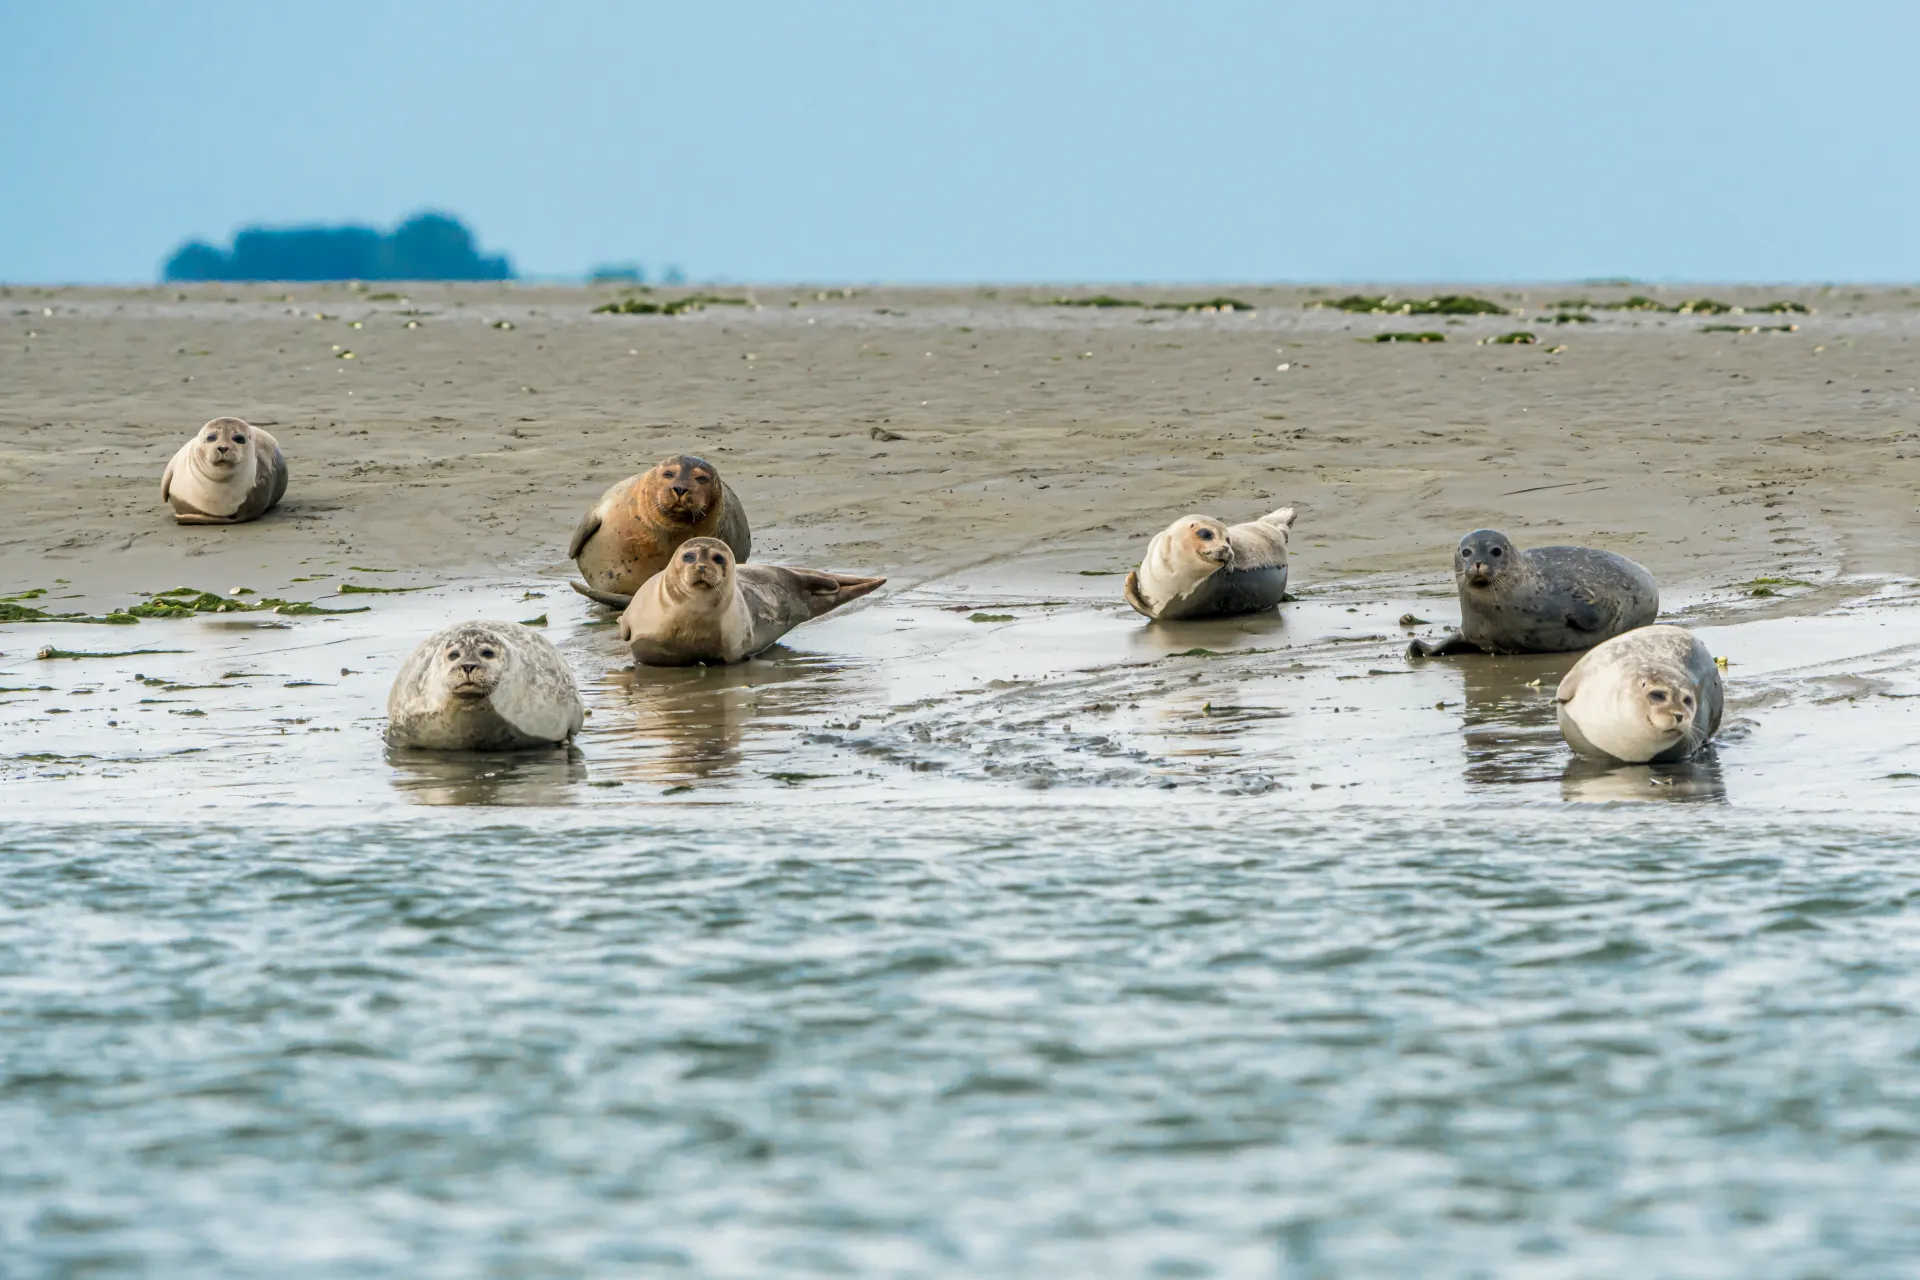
[796,572,887,619]
[569,580,634,609]
[1259,506,1297,531]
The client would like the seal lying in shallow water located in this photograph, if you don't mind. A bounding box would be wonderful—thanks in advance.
[619,537,886,666]
[386,621,584,750]
[1407,529,1658,657]
[1556,624,1723,763]
[1124,507,1297,621]
[160,417,288,524]
[569,454,751,606]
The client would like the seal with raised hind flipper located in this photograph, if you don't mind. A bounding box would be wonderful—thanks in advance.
[618,537,886,666]
[1124,507,1296,621]
[1555,624,1723,763]
[568,454,750,607]
[1407,529,1658,657]
[386,621,585,750]
[160,417,288,525]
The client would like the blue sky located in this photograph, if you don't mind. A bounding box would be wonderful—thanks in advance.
[3,1,1916,283]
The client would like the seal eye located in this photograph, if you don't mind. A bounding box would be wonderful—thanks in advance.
[1490,547,1503,558]
[1197,529,1214,541]
[662,469,677,479]
[206,434,217,441]
[712,555,726,566]
[682,552,695,562]
[1648,690,1668,703]
[1461,548,1472,558]
[447,649,461,661]
[233,435,246,444]
[479,648,495,659]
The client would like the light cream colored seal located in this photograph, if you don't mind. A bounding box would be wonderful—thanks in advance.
[1555,624,1723,763]
[618,537,885,666]
[386,621,584,750]
[160,417,288,524]
[569,454,751,606]
[1124,507,1296,620]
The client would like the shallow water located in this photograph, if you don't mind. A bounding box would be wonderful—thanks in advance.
[7,574,1920,1276]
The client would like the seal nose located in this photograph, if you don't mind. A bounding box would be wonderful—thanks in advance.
[671,484,690,498]
[458,662,480,676]
[215,445,229,453]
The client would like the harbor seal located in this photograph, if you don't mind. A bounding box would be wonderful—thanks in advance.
[1407,529,1658,657]
[568,454,751,607]
[619,537,885,666]
[1555,624,1723,763]
[1124,507,1297,621]
[386,621,585,750]
[159,417,288,524]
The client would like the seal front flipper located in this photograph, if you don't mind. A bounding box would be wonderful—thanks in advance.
[567,509,602,560]
[160,457,175,504]
[570,580,633,609]
[1408,630,1483,658]
[1563,596,1605,633]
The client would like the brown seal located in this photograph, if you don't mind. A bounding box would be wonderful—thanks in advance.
[618,537,885,666]
[568,455,751,606]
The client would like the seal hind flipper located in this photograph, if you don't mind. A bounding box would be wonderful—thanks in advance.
[567,509,602,561]
[1563,597,1605,633]
[789,570,886,618]
[1122,569,1155,619]
[570,580,633,608]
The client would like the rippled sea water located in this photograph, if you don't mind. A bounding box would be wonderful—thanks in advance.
[7,575,1920,1276]
[5,804,1920,1278]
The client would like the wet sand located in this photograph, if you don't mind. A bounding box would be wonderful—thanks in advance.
[3,282,1919,810]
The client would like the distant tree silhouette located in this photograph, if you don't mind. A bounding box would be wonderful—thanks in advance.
[163,211,512,282]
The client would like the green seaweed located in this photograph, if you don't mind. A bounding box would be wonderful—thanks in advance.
[519,614,549,627]
[1173,647,1217,658]
[1046,295,1255,312]
[1701,324,1798,335]
[765,771,827,785]
[1546,312,1593,324]
[337,583,427,594]
[1048,294,1143,308]
[1150,297,1253,312]
[1313,294,1507,315]
[36,647,186,660]
[1374,332,1446,343]
[1488,331,1537,345]
[347,565,397,573]
[1751,301,1811,314]
[593,293,750,317]
[969,613,1016,623]
[272,601,369,615]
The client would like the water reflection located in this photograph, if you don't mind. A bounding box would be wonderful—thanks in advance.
[1123,609,1288,660]
[593,649,853,782]
[1449,652,1580,787]
[387,746,588,806]
[1560,752,1728,804]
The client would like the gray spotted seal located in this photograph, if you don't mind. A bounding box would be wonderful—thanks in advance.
[569,454,751,607]
[1408,529,1658,657]
[1555,624,1723,763]
[619,537,885,666]
[386,621,584,750]
[1124,507,1296,621]
[160,417,288,524]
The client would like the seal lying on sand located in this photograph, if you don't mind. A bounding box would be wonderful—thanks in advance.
[1555,624,1723,763]
[619,537,885,666]
[569,454,751,606]
[386,621,584,750]
[1407,529,1657,657]
[1124,507,1297,621]
[160,417,288,525]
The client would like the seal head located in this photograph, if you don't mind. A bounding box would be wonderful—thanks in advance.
[1456,528,1517,592]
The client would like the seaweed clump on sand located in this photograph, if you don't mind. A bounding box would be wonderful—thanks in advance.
[125,587,369,618]
[1484,331,1537,345]
[0,588,139,626]
[1374,331,1447,343]
[1313,294,1509,316]
[594,294,751,316]
[1048,296,1255,312]
[1700,323,1799,335]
